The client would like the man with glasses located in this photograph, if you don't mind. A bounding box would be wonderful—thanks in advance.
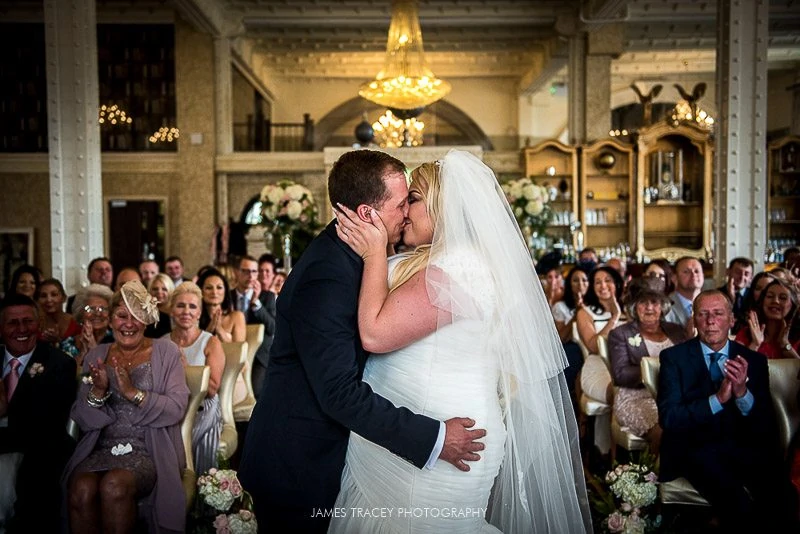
[231,255,276,396]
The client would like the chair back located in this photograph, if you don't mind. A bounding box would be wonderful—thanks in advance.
[572,321,590,361]
[218,341,248,459]
[767,358,800,457]
[597,334,611,372]
[181,365,209,511]
[640,357,661,399]
[243,324,265,399]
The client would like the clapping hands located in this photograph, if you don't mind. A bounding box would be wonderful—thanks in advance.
[716,355,749,403]
[88,359,109,396]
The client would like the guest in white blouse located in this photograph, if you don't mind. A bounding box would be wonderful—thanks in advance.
[575,266,624,354]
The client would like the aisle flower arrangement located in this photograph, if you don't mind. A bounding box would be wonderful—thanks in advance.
[192,468,257,534]
[589,460,661,534]
[259,179,322,260]
[501,177,553,236]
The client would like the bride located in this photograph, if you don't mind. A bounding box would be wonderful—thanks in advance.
[330,150,591,533]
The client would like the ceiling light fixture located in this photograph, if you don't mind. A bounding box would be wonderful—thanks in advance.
[358,0,450,114]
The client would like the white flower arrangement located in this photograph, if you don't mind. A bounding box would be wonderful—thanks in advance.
[195,468,256,533]
[259,180,320,233]
[214,509,258,534]
[501,177,552,235]
[600,463,660,533]
[627,334,643,348]
[28,362,44,377]
[198,468,245,511]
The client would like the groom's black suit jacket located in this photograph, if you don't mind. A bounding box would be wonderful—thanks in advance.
[239,222,440,526]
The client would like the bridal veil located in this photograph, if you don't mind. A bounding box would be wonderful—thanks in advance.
[426,150,592,533]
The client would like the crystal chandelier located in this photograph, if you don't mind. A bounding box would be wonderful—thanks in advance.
[671,100,715,129]
[372,110,425,147]
[358,0,451,112]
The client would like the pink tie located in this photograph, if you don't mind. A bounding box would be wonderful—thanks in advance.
[4,358,20,402]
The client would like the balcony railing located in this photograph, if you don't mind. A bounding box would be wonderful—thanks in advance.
[233,113,314,152]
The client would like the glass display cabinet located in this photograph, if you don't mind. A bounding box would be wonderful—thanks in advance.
[766,135,800,263]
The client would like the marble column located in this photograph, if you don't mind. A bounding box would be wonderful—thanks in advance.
[215,37,233,225]
[567,35,587,145]
[713,0,769,279]
[44,0,103,294]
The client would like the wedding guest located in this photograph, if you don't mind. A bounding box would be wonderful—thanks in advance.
[5,265,41,301]
[145,274,173,338]
[542,265,565,308]
[643,259,675,295]
[733,271,776,335]
[62,284,114,366]
[0,294,77,532]
[665,256,704,331]
[719,257,754,317]
[64,280,189,533]
[552,265,590,343]
[734,279,799,359]
[257,253,277,294]
[138,260,159,287]
[608,280,687,455]
[66,257,113,313]
[575,265,624,354]
[271,271,287,296]
[113,267,141,291]
[164,256,189,285]
[37,278,80,344]
[166,282,224,474]
[198,267,246,343]
[658,290,797,531]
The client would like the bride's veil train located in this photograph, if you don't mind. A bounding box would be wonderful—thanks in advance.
[427,150,592,533]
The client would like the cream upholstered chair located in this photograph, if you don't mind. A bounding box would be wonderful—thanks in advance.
[233,324,264,423]
[640,357,710,507]
[576,328,612,456]
[181,365,210,511]
[218,341,248,460]
[607,334,648,463]
[767,358,800,458]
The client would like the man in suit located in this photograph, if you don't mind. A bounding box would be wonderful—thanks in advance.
[0,294,77,532]
[658,289,796,531]
[665,256,704,330]
[66,256,114,313]
[231,254,276,397]
[164,255,190,286]
[239,150,486,533]
[718,256,754,317]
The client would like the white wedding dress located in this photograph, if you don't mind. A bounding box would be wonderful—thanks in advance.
[330,255,506,533]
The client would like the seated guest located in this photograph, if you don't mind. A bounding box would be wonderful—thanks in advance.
[145,274,174,338]
[64,280,189,533]
[733,271,776,335]
[198,267,246,343]
[608,280,687,454]
[164,255,189,286]
[658,290,797,531]
[541,264,565,308]
[782,246,800,270]
[734,279,799,359]
[575,265,624,354]
[66,257,113,313]
[0,294,77,532]
[665,256,704,331]
[113,267,141,291]
[38,278,80,344]
[270,270,287,296]
[257,253,277,294]
[138,260,159,287]
[719,257,754,317]
[5,265,41,301]
[552,265,591,343]
[166,282,224,474]
[642,259,675,295]
[61,284,114,366]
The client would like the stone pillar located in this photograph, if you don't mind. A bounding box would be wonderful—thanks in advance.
[215,37,233,225]
[713,0,769,280]
[44,0,103,294]
[567,35,587,145]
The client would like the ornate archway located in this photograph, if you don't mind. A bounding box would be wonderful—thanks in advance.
[313,97,494,151]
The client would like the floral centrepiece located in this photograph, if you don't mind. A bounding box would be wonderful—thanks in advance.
[194,468,257,534]
[501,177,552,237]
[259,180,322,261]
[590,462,661,534]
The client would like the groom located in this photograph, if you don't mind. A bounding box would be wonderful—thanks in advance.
[239,150,486,532]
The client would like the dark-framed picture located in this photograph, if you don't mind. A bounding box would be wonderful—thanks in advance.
[0,227,35,297]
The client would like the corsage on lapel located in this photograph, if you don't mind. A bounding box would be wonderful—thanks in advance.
[627,333,643,348]
[28,362,45,377]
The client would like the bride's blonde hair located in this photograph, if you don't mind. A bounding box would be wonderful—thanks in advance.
[390,161,442,291]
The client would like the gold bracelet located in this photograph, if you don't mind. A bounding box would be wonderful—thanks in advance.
[131,389,146,406]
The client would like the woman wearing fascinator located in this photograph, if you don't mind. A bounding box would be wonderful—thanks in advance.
[331,150,591,533]
[62,280,189,534]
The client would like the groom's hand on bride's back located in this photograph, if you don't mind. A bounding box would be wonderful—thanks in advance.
[440,417,486,472]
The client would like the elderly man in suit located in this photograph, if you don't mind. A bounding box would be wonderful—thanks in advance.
[658,289,796,531]
[239,150,486,533]
[230,254,276,396]
[0,294,77,532]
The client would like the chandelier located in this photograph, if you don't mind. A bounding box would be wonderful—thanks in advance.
[372,110,425,147]
[671,100,715,129]
[358,0,451,112]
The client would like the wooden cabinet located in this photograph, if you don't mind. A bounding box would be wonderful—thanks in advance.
[580,139,634,251]
[635,122,713,262]
[523,140,579,247]
[767,135,800,262]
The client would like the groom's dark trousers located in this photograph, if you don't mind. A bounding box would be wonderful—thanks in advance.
[239,222,440,533]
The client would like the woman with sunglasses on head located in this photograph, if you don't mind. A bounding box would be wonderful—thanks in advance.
[61,284,115,366]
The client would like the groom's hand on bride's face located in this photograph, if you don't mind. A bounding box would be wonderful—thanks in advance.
[440,417,487,472]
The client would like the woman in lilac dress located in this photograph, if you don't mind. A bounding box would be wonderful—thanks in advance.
[63,280,189,533]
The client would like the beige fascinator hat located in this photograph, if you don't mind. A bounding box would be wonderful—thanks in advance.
[120,279,160,325]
